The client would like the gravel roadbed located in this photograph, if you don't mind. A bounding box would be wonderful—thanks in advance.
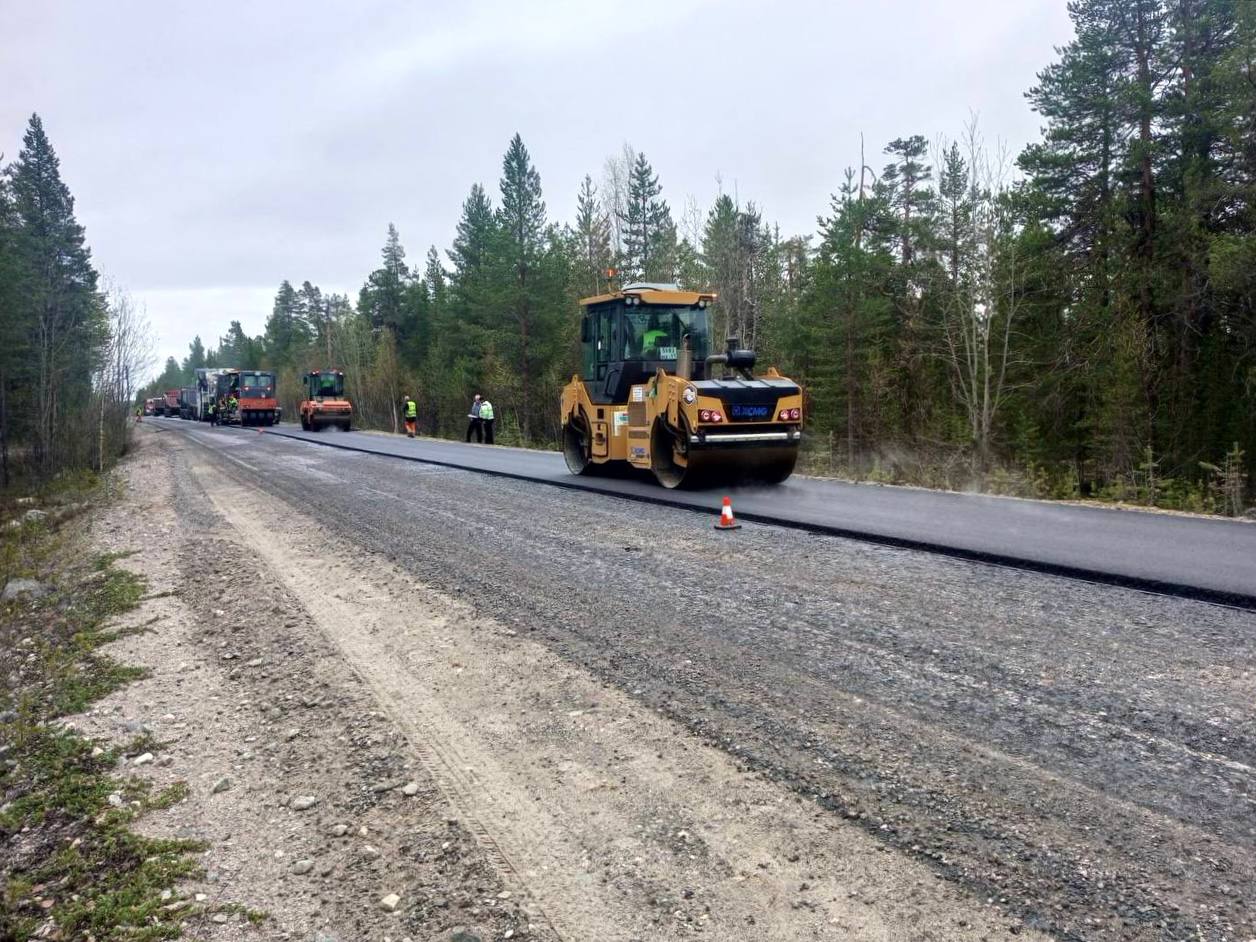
[141,423,1256,940]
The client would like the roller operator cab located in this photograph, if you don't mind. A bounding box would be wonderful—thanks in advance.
[299,370,352,431]
[560,283,803,488]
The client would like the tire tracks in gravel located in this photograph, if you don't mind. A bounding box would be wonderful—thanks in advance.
[169,422,1256,940]
[178,424,1051,941]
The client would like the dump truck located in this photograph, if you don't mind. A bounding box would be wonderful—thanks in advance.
[560,283,803,488]
[214,369,278,426]
[299,369,352,431]
[162,390,181,417]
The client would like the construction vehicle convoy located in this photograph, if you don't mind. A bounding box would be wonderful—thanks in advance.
[299,370,352,431]
[560,283,803,488]
[144,290,803,490]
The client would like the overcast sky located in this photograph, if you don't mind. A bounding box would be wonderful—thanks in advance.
[3,0,1074,376]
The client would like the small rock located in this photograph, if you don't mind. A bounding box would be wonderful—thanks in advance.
[401,782,419,797]
[2,578,49,601]
[290,795,318,811]
[379,893,401,912]
[290,859,314,875]
[211,777,231,794]
[21,508,48,524]
[132,753,155,766]
[211,912,229,923]
[361,844,381,859]
[328,824,349,837]
[90,746,105,758]
[285,728,300,741]
[107,793,124,807]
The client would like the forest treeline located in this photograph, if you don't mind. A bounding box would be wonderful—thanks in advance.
[1,116,148,488]
[138,0,1254,514]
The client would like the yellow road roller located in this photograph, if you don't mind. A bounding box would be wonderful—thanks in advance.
[560,283,803,488]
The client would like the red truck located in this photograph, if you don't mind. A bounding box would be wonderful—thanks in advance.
[162,390,181,416]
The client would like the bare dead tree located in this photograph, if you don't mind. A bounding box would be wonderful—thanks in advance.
[600,142,636,262]
[96,283,154,469]
[937,119,1026,475]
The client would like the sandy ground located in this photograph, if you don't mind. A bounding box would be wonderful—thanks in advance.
[65,418,1058,940]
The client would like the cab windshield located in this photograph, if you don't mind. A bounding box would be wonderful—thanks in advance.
[240,372,274,395]
[313,373,343,397]
[620,305,709,362]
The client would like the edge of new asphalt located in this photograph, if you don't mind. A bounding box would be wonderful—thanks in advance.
[205,420,1256,612]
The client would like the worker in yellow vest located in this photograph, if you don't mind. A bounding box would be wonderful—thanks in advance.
[402,395,418,438]
[479,396,495,445]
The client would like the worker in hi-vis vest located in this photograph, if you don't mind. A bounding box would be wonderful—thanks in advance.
[479,397,495,445]
[402,395,418,438]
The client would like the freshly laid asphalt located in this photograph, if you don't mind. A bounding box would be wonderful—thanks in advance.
[149,417,1256,607]
[237,421,1256,608]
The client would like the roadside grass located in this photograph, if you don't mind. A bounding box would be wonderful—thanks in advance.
[0,471,205,941]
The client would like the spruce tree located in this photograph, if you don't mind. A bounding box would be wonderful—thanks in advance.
[182,336,207,375]
[573,174,612,296]
[619,152,674,281]
[8,113,104,473]
[494,134,563,441]
[0,169,22,485]
[450,184,496,280]
[359,224,411,331]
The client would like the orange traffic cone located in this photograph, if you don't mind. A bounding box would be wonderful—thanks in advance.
[714,496,741,531]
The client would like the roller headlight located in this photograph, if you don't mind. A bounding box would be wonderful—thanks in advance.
[682,386,696,404]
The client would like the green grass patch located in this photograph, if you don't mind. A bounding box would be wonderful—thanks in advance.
[0,474,203,941]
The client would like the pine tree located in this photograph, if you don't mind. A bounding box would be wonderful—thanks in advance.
[296,281,328,362]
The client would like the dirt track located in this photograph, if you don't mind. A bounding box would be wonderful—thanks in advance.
[80,423,1255,940]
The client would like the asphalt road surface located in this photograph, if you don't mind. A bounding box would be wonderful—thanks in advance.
[155,417,1255,940]
[220,419,1254,608]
